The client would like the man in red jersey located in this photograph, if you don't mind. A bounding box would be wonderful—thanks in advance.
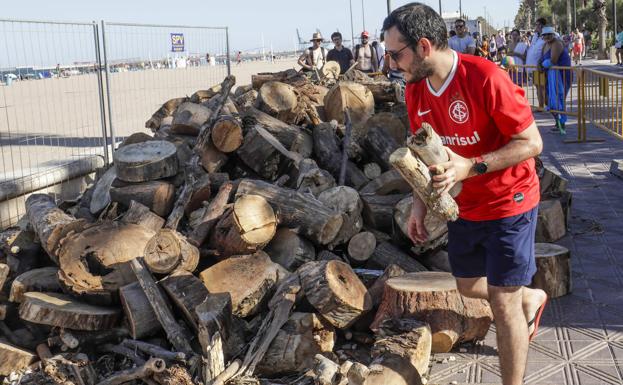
[382,4,547,385]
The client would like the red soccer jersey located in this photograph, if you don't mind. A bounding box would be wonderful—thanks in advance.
[405,51,539,221]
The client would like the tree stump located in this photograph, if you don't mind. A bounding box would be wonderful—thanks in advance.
[394,196,448,254]
[264,228,316,271]
[211,115,243,153]
[119,281,162,339]
[366,241,428,273]
[143,229,199,274]
[199,251,280,318]
[114,141,178,183]
[0,340,36,376]
[371,272,493,353]
[171,102,212,135]
[317,186,364,248]
[298,260,372,329]
[109,181,176,217]
[348,232,377,265]
[255,81,299,124]
[531,243,571,298]
[208,194,277,258]
[19,292,120,331]
[9,267,61,303]
[536,200,566,242]
[160,271,210,333]
[120,200,165,232]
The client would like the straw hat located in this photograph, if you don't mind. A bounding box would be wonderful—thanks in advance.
[541,26,557,35]
[310,32,324,42]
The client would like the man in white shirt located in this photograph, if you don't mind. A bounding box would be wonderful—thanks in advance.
[525,18,547,108]
[298,32,328,72]
[448,19,476,55]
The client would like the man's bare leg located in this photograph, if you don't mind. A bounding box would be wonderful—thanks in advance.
[488,285,529,385]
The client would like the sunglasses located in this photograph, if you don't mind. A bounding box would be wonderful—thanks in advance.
[386,44,411,61]
[455,24,465,28]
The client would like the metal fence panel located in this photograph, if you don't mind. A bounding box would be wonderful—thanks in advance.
[101,22,230,148]
[0,19,107,228]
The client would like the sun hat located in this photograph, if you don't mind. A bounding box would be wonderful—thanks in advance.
[310,32,324,42]
[541,26,557,35]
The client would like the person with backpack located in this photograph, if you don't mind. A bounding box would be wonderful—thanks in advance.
[298,32,328,72]
[354,31,379,73]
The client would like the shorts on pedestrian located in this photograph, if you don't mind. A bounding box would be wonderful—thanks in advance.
[447,206,538,287]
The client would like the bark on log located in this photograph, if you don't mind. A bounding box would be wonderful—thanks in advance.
[313,354,340,385]
[211,115,243,153]
[145,97,189,131]
[109,181,176,217]
[264,228,316,271]
[359,169,411,195]
[25,194,86,265]
[191,85,222,103]
[90,167,117,214]
[394,196,448,254]
[363,163,382,180]
[57,221,155,305]
[0,340,36,376]
[255,81,300,124]
[298,260,372,329]
[361,193,408,233]
[197,139,229,173]
[9,267,61,303]
[251,69,306,89]
[194,75,236,154]
[389,147,459,221]
[160,271,210,333]
[96,357,165,385]
[188,182,233,247]
[19,292,120,330]
[371,272,493,353]
[536,199,566,242]
[114,141,179,183]
[324,82,374,130]
[0,263,8,291]
[120,200,165,232]
[312,122,368,189]
[195,292,233,359]
[119,282,162,339]
[236,179,343,245]
[363,126,401,172]
[366,241,427,273]
[348,362,370,385]
[144,229,199,274]
[368,264,407,308]
[360,80,402,104]
[413,249,452,273]
[207,194,277,258]
[237,126,284,181]
[1,228,41,276]
[531,243,571,298]
[199,251,280,318]
[171,102,212,136]
[234,89,258,109]
[317,186,364,248]
[364,112,408,145]
[348,232,377,265]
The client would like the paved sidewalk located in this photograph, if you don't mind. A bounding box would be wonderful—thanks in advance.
[427,113,623,385]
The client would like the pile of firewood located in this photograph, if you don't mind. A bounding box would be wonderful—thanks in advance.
[0,68,571,385]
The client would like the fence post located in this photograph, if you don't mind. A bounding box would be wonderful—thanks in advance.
[100,20,117,153]
[92,22,110,166]
[225,27,231,76]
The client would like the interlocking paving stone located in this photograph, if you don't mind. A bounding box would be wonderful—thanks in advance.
[426,113,623,384]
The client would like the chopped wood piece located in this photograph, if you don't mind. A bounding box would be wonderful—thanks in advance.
[237,179,343,245]
[1,228,41,275]
[0,263,8,290]
[144,229,199,274]
[195,292,233,358]
[371,272,493,353]
[194,75,236,154]
[110,181,176,217]
[363,163,382,180]
[531,243,571,298]
[171,102,212,135]
[120,132,153,147]
[361,193,408,233]
[120,200,165,232]
[368,264,407,308]
[119,282,162,339]
[90,167,117,214]
[536,199,566,242]
[251,69,306,89]
[237,126,285,181]
[188,182,233,247]
[212,359,241,385]
[121,339,186,362]
[348,362,370,385]
[145,97,189,131]
[208,194,277,258]
[394,196,448,254]
[96,357,166,385]
[200,251,280,317]
[57,221,156,305]
[9,267,61,303]
[414,249,452,272]
[317,186,364,248]
[114,141,178,183]
[19,292,120,331]
[264,228,316,271]
[324,82,374,129]
[25,194,86,265]
[359,169,411,195]
[211,115,243,153]
[255,81,300,124]
[198,139,229,173]
[363,126,401,171]
[389,147,459,221]
[298,260,372,329]
[364,112,408,145]
[348,232,377,265]
[165,174,195,231]
[0,340,36,376]
[160,271,209,333]
[312,353,340,385]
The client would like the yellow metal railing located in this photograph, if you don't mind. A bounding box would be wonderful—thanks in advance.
[582,68,623,140]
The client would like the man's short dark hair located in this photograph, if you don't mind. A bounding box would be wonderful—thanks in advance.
[382,2,448,50]
[455,19,465,25]
[511,28,520,35]
[331,32,342,40]
[536,17,547,26]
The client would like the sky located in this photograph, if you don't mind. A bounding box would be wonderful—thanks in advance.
[2,0,521,55]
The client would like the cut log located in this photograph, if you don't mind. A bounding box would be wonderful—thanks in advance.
[195,292,233,359]
[0,263,8,291]
[366,241,427,273]
[109,181,176,217]
[360,80,402,104]
[237,126,284,181]
[119,132,153,148]
[1,228,41,275]
[324,82,374,130]
[236,179,343,245]
[531,243,571,298]
[538,163,568,198]
[394,196,448,254]
[145,97,189,131]
[348,232,377,265]
[171,102,212,135]
[298,260,372,329]
[363,163,382,180]
[348,362,370,385]
[9,267,61,303]
[197,138,229,173]
[114,141,178,183]
[414,249,452,272]
[235,89,258,109]
[188,182,233,247]
[57,221,156,305]
[199,251,280,318]
[317,186,364,247]
[119,282,162,339]
[364,112,407,145]
[312,121,368,189]
[120,200,165,232]
[97,357,166,385]
[359,169,411,195]
[313,354,340,385]
[536,199,566,242]
[255,81,300,124]
[361,193,408,233]
[90,166,117,214]
[363,126,401,172]
[389,147,459,221]
[144,229,199,274]
[366,318,431,385]
[194,75,236,152]
[208,194,277,258]
[251,69,307,89]
[160,271,209,333]
[256,312,336,376]
[264,228,316,271]
[0,340,36,376]
[191,86,222,103]
[19,292,120,330]
[211,115,243,153]
[371,272,493,353]
[368,264,407,307]
[25,194,86,264]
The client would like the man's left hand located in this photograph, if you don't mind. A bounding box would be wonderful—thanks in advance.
[430,147,473,195]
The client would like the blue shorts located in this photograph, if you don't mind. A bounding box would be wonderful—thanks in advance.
[447,206,538,287]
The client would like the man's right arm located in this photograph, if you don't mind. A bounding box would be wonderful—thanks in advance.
[298,52,311,70]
